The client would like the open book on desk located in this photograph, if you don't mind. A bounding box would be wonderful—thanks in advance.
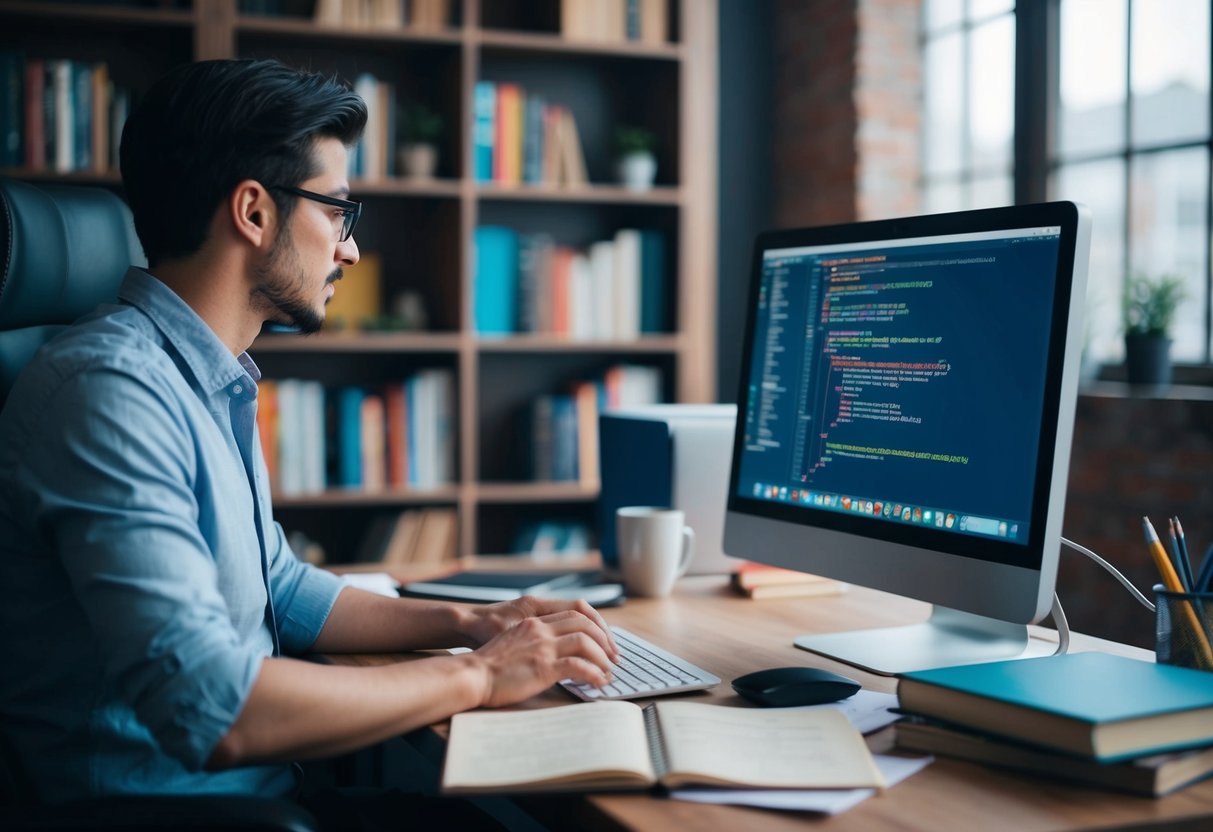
[442,700,885,794]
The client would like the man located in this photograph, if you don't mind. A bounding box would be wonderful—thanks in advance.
[0,59,616,805]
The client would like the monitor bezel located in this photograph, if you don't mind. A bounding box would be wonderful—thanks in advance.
[725,202,1087,611]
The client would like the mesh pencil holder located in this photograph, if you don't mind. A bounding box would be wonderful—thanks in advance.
[1154,585,1213,672]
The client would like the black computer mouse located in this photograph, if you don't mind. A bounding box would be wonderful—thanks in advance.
[731,666,861,707]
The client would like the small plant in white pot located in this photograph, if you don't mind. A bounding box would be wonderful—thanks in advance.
[1122,272,1185,386]
[614,125,657,191]
[398,103,443,180]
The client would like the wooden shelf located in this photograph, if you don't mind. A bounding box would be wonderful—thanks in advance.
[252,332,463,353]
[273,486,460,508]
[3,0,719,558]
[474,482,600,503]
[474,28,683,61]
[0,167,122,185]
[476,335,681,353]
[0,1,193,27]
[476,183,681,205]
[235,15,463,45]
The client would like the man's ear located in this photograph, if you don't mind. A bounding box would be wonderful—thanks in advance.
[229,180,276,248]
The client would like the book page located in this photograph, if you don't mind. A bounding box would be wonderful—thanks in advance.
[443,700,656,792]
[654,701,885,789]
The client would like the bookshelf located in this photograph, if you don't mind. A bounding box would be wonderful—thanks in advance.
[0,0,718,561]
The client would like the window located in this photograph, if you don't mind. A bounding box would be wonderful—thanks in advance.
[919,0,1213,365]
[920,0,1016,214]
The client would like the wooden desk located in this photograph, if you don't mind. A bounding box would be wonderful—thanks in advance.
[344,572,1213,830]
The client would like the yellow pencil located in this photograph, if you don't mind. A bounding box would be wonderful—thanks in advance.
[1144,517,1213,669]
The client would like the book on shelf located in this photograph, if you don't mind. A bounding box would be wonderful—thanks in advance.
[1,52,130,174]
[894,717,1213,797]
[527,365,661,483]
[561,0,666,44]
[257,369,455,494]
[472,81,587,188]
[357,507,455,565]
[323,251,383,332]
[511,520,593,559]
[473,225,666,339]
[897,652,1213,762]
[442,700,885,794]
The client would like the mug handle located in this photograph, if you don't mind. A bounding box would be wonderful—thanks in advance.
[675,526,695,579]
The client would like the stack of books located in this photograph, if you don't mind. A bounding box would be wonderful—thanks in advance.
[730,561,847,599]
[893,652,1213,796]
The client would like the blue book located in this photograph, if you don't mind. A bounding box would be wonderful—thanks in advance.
[639,230,666,333]
[474,225,519,335]
[71,61,91,171]
[0,51,22,168]
[336,387,364,488]
[522,92,545,184]
[472,80,495,182]
[898,652,1213,762]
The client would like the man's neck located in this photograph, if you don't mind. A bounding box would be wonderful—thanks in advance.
[153,255,261,357]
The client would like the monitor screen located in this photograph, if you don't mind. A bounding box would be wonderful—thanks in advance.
[723,202,1091,674]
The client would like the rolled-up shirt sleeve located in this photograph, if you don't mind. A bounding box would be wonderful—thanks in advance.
[23,366,262,771]
[266,522,344,654]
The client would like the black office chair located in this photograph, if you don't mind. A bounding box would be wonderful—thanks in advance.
[0,177,320,831]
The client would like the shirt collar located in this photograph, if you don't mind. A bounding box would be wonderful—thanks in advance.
[116,267,259,397]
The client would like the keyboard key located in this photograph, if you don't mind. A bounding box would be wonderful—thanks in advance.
[560,626,720,701]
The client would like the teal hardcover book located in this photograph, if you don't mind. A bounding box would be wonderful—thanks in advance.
[898,652,1213,762]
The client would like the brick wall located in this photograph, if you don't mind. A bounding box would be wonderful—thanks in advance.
[1059,390,1213,649]
[771,0,921,227]
[772,0,859,227]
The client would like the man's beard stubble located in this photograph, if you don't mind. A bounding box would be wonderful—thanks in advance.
[251,225,342,335]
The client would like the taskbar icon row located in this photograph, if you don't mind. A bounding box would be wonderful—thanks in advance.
[749,482,1018,540]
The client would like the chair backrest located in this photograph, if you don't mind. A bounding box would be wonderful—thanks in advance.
[0,177,144,409]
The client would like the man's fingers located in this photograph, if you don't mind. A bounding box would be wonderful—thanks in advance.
[554,656,612,688]
[540,610,617,662]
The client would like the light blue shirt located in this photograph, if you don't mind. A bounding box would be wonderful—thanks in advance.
[0,268,345,801]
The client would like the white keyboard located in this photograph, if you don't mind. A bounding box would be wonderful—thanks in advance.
[561,626,720,701]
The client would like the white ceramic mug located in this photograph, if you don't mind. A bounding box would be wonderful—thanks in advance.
[615,507,695,598]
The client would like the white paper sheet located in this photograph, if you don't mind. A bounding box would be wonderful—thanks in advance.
[670,752,933,814]
[341,571,401,597]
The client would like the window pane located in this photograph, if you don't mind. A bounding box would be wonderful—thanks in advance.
[924,32,964,176]
[1059,0,1127,159]
[923,180,965,214]
[1129,148,1209,362]
[1052,159,1127,364]
[1130,0,1210,147]
[968,15,1014,171]
[923,0,963,33]
[970,174,1012,209]
[969,0,1013,22]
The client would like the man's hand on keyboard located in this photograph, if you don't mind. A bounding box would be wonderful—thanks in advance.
[468,607,618,708]
[460,596,620,659]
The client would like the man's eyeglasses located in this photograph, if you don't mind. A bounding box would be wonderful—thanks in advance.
[269,185,362,242]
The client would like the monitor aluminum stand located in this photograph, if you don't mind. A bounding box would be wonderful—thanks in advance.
[793,606,1051,677]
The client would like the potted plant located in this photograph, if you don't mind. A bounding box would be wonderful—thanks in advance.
[613,125,657,191]
[1122,272,1185,386]
[398,103,444,179]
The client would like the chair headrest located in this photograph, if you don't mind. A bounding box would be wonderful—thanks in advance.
[0,177,145,331]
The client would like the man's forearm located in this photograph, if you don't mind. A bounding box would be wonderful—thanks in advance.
[309,586,477,653]
[206,652,485,769]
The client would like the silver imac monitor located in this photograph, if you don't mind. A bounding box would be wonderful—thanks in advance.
[723,202,1091,676]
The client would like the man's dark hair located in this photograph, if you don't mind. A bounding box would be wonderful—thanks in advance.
[120,59,367,267]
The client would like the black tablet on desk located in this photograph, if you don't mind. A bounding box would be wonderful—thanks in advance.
[399,570,625,606]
